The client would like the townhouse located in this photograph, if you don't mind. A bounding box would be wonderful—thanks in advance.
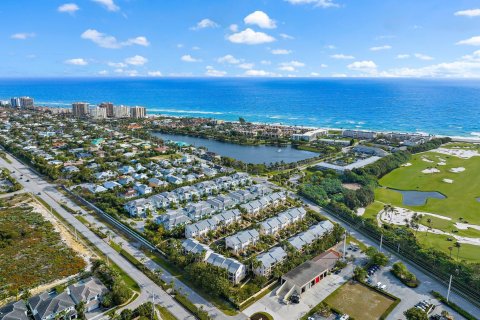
[181,238,246,284]
[259,207,307,236]
[287,220,335,251]
[124,198,155,217]
[225,229,260,254]
[184,209,242,238]
[254,246,288,277]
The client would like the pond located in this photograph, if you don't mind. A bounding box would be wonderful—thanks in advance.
[392,189,446,206]
[152,132,319,164]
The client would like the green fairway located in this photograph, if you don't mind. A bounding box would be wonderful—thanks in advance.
[377,151,480,225]
[416,232,479,262]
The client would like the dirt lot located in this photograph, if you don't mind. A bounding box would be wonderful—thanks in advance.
[324,281,396,320]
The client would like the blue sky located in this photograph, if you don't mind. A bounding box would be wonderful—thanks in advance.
[2,0,480,78]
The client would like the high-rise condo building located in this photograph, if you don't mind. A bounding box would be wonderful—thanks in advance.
[72,102,89,117]
[10,97,21,108]
[90,106,108,119]
[113,105,130,118]
[19,96,34,109]
[130,106,146,118]
[99,102,114,117]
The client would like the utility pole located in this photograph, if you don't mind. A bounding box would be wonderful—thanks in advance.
[379,234,383,253]
[447,274,453,302]
[343,232,347,260]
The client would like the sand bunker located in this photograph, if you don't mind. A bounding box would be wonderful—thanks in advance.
[356,208,365,216]
[401,163,412,167]
[442,179,454,184]
[434,148,479,159]
[422,158,434,163]
[450,167,465,173]
[438,162,446,166]
[422,168,440,174]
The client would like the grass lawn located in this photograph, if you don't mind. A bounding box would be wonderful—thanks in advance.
[377,151,480,225]
[324,281,397,320]
[418,216,480,239]
[363,201,385,220]
[416,232,479,262]
[250,312,274,320]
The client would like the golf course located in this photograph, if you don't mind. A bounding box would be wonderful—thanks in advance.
[365,142,480,262]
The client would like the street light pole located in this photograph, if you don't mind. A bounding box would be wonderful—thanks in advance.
[379,234,383,253]
[447,274,453,302]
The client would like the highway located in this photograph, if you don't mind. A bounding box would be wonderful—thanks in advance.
[0,152,195,320]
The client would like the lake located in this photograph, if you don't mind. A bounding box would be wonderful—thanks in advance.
[152,132,318,164]
[393,189,446,206]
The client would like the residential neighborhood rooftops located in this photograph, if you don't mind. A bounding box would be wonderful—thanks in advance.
[0,301,28,320]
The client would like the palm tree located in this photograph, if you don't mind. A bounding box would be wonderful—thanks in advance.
[454,242,461,260]
[426,218,432,236]
[448,246,453,258]
[384,204,395,223]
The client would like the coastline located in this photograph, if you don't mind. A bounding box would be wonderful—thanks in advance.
[147,114,480,143]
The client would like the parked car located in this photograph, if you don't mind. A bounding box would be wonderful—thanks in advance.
[290,294,300,304]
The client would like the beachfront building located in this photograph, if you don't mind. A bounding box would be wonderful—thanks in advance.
[130,106,146,118]
[291,129,327,142]
[225,229,260,254]
[254,246,288,277]
[89,106,107,119]
[72,102,89,118]
[342,129,377,140]
[112,105,130,118]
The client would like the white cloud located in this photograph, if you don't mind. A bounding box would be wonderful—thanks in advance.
[454,9,480,17]
[280,33,295,40]
[229,24,239,32]
[396,54,410,59]
[217,54,240,64]
[205,66,227,77]
[64,58,88,65]
[271,49,292,55]
[456,36,480,46]
[192,46,201,50]
[58,3,79,14]
[331,73,347,77]
[310,72,320,76]
[81,29,150,49]
[244,69,276,76]
[279,60,305,72]
[98,70,108,75]
[124,36,150,47]
[191,18,219,30]
[320,63,328,68]
[347,60,377,73]
[108,61,127,68]
[414,53,434,61]
[238,63,254,70]
[228,28,275,45]
[92,0,119,12]
[125,55,148,66]
[11,33,35,40]
[261,60,272,65]
[148,71,163,77]
[370,45,392,51]
[244,11,276,29]
[285,0,339,8]
[181,54,201,62]
[325,44,336,49]
[330,53,354,59]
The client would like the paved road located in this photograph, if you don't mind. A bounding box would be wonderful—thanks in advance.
[302,197,480,319]
[0,153,194,320]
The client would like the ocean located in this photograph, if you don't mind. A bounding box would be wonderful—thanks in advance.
[0,77,479,137]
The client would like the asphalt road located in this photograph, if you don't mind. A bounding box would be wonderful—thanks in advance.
[0,153,195,320]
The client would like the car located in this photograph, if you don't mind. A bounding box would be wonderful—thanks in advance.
[376,282,382,287]
[381,285,387,290]
[37,192,41,195]
[334,269,341,274]
[26,179,30,182]
[290,295,300,304]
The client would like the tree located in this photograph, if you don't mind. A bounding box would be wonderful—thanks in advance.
[238,117,246,124]
[353,266,367,281]
[404,307,428,320]
[454,241,461,260]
